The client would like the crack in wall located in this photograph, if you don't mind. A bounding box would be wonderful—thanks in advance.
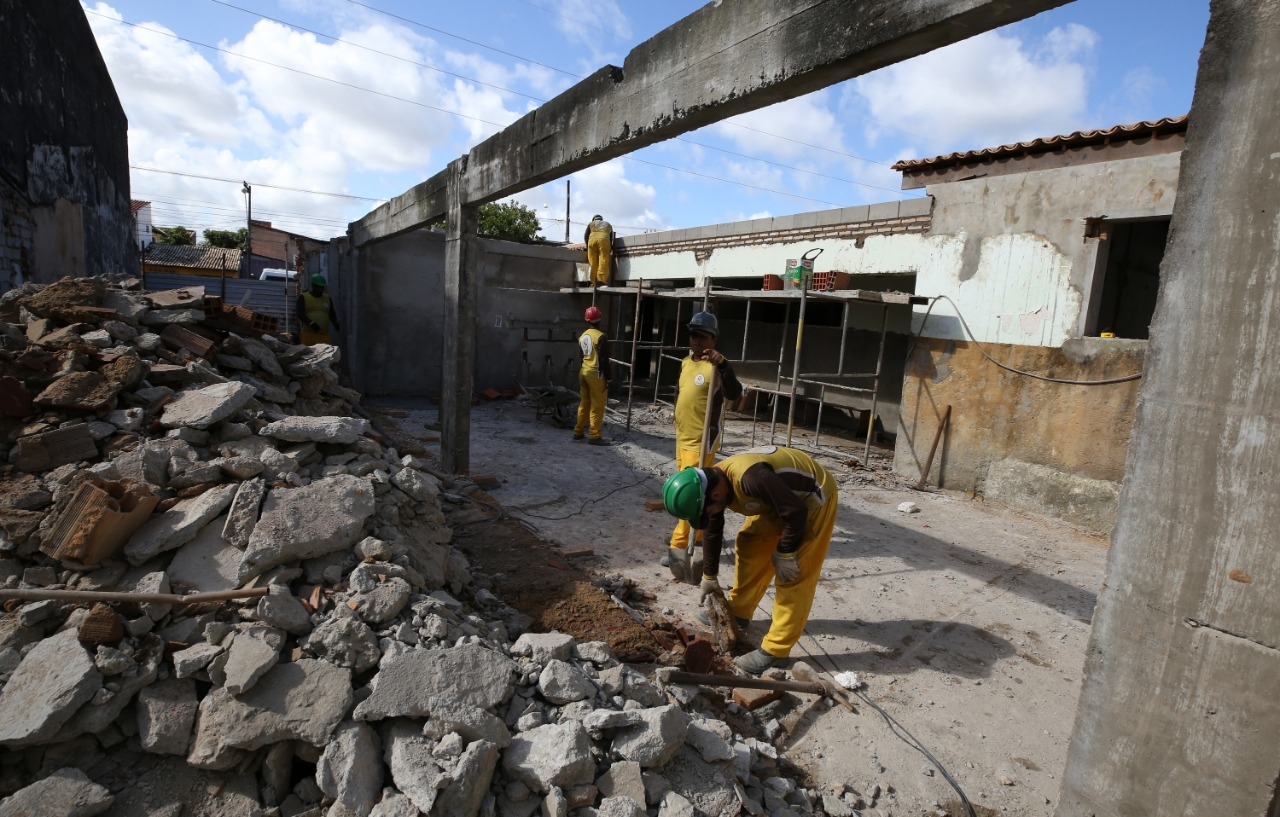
[1183,617,1280,654]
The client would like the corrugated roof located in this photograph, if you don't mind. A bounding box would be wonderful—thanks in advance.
[892,115,1188,174]
[130,200,150,214]
[143,244,242,271]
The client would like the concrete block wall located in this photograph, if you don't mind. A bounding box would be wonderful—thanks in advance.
[0,177,33,293]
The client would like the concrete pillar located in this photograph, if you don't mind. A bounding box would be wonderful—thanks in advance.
[1057,3,1280,815]
[440,158,478,474]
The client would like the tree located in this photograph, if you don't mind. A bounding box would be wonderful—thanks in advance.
[203,228,248,250]
[153,225,195,245]
[427,201,545,243]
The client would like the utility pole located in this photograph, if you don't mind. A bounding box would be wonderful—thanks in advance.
[242,182,252,279]
[564,179,570,243]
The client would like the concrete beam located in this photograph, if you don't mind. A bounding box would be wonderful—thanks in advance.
[350,0,1069,246]
[1056,2,1280,815]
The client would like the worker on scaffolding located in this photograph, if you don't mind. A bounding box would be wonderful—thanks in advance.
[583,214,614,288]
[663,311,742,581]
[662,445,838,675]
[573,305,611,445]
[297,274,340,345]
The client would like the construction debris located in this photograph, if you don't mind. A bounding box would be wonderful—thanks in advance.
[0,276,861,817]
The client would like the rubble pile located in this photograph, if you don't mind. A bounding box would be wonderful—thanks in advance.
[0,278,876,817]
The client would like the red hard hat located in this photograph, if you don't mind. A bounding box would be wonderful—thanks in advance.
[584,306,603,323]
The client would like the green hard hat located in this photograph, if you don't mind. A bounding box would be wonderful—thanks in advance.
[311,274,327,287]
[662,467,707,529]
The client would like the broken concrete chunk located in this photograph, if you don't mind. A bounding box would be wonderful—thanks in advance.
[231,372,295,405]
[597,795,647,817]
[172,643,224,679]
[256,584,312,635]
[353,576,411,625]
[159,381,257,430]
[502,720,596,794]
[220,629,281,695]
[165,513,240,594]
[186,659,352,770]
[239,475,375,582]
[420,696,512,748]
[54,634,162,741]
[259,416,370,444]
[123,483,237,565]
[234,335,284,378]
[596,760,646,810]
[301,612,380,673]
[317,721,383,817]
[355,644,518,721]
[0,629,101,747]
[685,717,734,762]
[216,456,264,481]
[136,678,198,756]
[221,477,265,549]
[511,632,577,665]
[391,467,439,502]
[597,706,688,769]
[539,659,597,705]
[383,719,449,814]
[0,767,113,817]
[434,739,501,817]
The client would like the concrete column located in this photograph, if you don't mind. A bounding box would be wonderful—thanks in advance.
[1057,3,1280,816]
[440,158,477,474]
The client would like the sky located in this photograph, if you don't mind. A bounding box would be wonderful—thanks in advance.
[83,0,1212,243]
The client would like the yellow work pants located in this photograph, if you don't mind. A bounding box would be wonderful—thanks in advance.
[301,328,331,345]
[667,445,719,550]
[587,235,612,287]
[727,491,838,658]
[574,372,607,439]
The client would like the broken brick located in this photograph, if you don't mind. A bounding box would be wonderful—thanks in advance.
[77,603,125,645]
[41,476,158,566]
[160,324,216,359]
[0,376,33,418]
[13,424,98,473]
[732,685,784,711]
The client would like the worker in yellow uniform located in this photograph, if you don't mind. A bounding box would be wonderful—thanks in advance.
[573,305,611,445]
[583,214,614,288]
[297,274,340,345]
[662,445,838,675]
[664,312,742,582]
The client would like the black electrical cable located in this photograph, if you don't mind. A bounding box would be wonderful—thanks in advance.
[910,295,1143,386]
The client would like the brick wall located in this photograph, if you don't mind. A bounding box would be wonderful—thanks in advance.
[617,214,930,258]
[0,176,33,292]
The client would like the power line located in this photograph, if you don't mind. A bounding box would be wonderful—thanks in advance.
[343,0,580,79]
[208,0,545,103]
[130,165,382,201]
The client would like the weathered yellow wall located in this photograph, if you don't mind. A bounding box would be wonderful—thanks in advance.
[895,337,1145,532]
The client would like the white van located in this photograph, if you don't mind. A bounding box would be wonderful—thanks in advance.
[259,268,297,282]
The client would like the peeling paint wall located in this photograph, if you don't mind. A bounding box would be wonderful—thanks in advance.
[915,152,1182,346]
[891,152,1182,529]
[0,0,134,285]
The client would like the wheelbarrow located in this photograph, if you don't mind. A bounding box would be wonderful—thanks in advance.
[517,383,579,428]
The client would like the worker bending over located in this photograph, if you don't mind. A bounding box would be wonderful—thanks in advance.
[664,311,742,581]
[298,275,340,345]
[662,445,838,675]
[573,305,611,445]
[584,214,614,288]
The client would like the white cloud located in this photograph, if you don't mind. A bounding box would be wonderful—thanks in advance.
[564,160,662,236]
[854,25,1098,154]
[547,0,632,69]
[715,91,849,163]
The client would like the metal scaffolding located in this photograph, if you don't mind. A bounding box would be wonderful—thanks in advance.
[563,281,929,464]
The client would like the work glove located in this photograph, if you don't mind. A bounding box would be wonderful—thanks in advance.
[704,350,725,366]
[698,575,721,603]
[772,551,801,584]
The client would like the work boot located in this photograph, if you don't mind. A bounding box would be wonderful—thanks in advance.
[667,547,688,581]
[659,548,671,567]
[696,610,750,629]
[734,649,789,676]
[588,437,611,446]
[572,433,585,441]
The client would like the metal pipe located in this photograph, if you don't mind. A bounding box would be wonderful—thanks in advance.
[836,301,850,376]
[0,587,270,605]
[740,298,753,363]
[785,277,809,446]
[770,300,791,441]
[815,383,827,449]
[626,283,643,430]
[865,303,890,465]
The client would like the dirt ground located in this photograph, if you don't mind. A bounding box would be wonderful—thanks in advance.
[369,396,1108,817]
